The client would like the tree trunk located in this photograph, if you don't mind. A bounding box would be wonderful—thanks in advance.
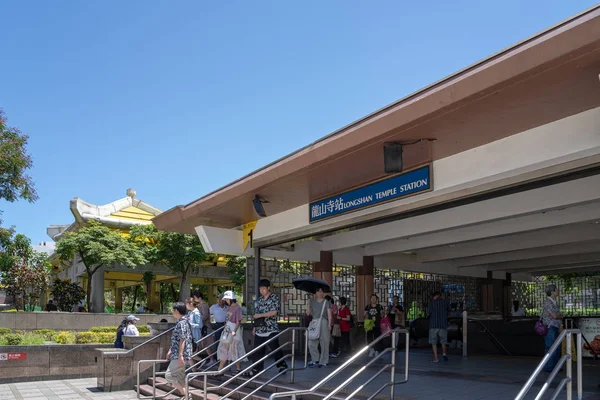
[179,269,191,302]
[86,274,92,312]
[169,283,177,303]
[131,286,139,312]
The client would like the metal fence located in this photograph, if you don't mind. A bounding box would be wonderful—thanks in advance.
[512,274,600,317]
[374,269,482,319]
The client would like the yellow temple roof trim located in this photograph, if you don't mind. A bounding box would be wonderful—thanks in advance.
[47,189,163,241]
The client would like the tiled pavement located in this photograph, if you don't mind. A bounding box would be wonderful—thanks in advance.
[0,378,138,400]
[2,349,600,399]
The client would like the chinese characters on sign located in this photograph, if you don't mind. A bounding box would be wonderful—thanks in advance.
[578,318,600,358]
[0,352,26,361]
[309,165,432,223]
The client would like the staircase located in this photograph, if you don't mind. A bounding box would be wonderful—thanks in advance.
[135,328,408,400]
[136,373,367,400]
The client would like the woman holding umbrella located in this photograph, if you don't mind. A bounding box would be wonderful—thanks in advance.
[306,287,333,368]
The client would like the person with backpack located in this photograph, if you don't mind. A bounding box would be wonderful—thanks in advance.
[113,318,128,348]
[337,297,352,356]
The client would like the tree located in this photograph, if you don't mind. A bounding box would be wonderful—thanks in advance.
[0,229,50,310]
[0,109,37,223]
[226,256,246,295]
[130,224,206,302]
[55,221,146,312]
[49,278,86,312]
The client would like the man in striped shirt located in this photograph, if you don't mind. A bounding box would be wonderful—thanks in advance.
[428,291,451,363]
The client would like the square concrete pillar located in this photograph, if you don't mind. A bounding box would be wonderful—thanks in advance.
[313,251,333,290]
[356,256,374,322]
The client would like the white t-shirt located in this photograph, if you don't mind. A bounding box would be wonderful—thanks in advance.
[123,324,140,336]
[210,304,228,323]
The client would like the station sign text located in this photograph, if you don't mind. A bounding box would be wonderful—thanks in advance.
[309,165,432,223]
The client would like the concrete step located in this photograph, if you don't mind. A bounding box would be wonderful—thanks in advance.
[148,376,270,400]
[137,383,182,400]
[186,373,364,400]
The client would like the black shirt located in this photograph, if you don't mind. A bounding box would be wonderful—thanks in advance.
[364,304,383,329]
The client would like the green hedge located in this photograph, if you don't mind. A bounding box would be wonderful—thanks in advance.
[55,331,76,345]
[4,334,23,345]
[0,328,149,346]
[89,325,150,334]
[33,329,57,341]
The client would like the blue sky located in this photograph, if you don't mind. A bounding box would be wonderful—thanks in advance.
[1,0,596,244]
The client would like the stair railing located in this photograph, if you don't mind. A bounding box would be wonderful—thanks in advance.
[269,328,409,400]
[137,326,225,400]
[514,328,582,400]
[184,327,308,400]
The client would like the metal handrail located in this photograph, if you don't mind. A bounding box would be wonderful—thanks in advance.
[269,328,410,400]
[184,327,308,400]
[471,318,511,356]
[136,326,226,400]
[103,326,175,359]
[514,328,582,400]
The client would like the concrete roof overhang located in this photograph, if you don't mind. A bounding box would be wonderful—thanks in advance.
[154,5,600,234]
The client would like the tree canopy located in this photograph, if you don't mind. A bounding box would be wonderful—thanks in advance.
[0,109,37,223]
[0,228,50,310]
[55,221,146,312]
[130,224,206,301]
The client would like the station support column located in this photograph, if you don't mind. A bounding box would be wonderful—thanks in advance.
[114,288,123,313]
[502,273,512,318]
[356,256,374,322]
[313,251,333,289]
[146,282,161,313]
[91,267,105,313]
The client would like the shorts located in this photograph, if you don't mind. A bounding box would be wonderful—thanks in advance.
[429,328,448,345]
[165,359,185,385]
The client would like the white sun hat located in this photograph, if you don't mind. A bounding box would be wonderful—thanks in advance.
[223,290,236,300]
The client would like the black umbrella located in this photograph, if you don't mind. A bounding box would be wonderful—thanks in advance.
[292,277,332,294]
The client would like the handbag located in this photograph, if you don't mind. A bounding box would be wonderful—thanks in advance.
[332,324,341,337]
[535,318,548,336]
[220,323,234,344]
[380,317,392,336]
[308,300,326,340]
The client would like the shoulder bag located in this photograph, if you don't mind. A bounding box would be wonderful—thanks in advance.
[308,300,326,340]
[535,313,548,336]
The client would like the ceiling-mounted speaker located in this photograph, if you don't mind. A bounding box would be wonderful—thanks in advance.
[253,195,268,218]
[383,142,403,173]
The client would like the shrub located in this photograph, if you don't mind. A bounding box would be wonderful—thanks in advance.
[20,333,46,346]
[4,334,23,345]
[89,326,116,333]
[54,331,76,344]
[33,329,56,341]
[75,332,97,344]
[1,309,18,313]
[90,325,149,334]
[0,328,11,336]
[50,278,86,312]
[95,333,116,344]
[14,330,23,335]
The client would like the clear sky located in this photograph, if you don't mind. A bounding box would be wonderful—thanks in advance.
[1,0,596,244]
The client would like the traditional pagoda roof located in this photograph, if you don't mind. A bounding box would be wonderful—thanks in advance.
[47,188,162,241]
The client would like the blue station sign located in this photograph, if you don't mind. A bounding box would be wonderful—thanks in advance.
[309,165,432,223]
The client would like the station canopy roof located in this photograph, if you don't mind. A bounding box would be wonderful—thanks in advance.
[154,6,600,238]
